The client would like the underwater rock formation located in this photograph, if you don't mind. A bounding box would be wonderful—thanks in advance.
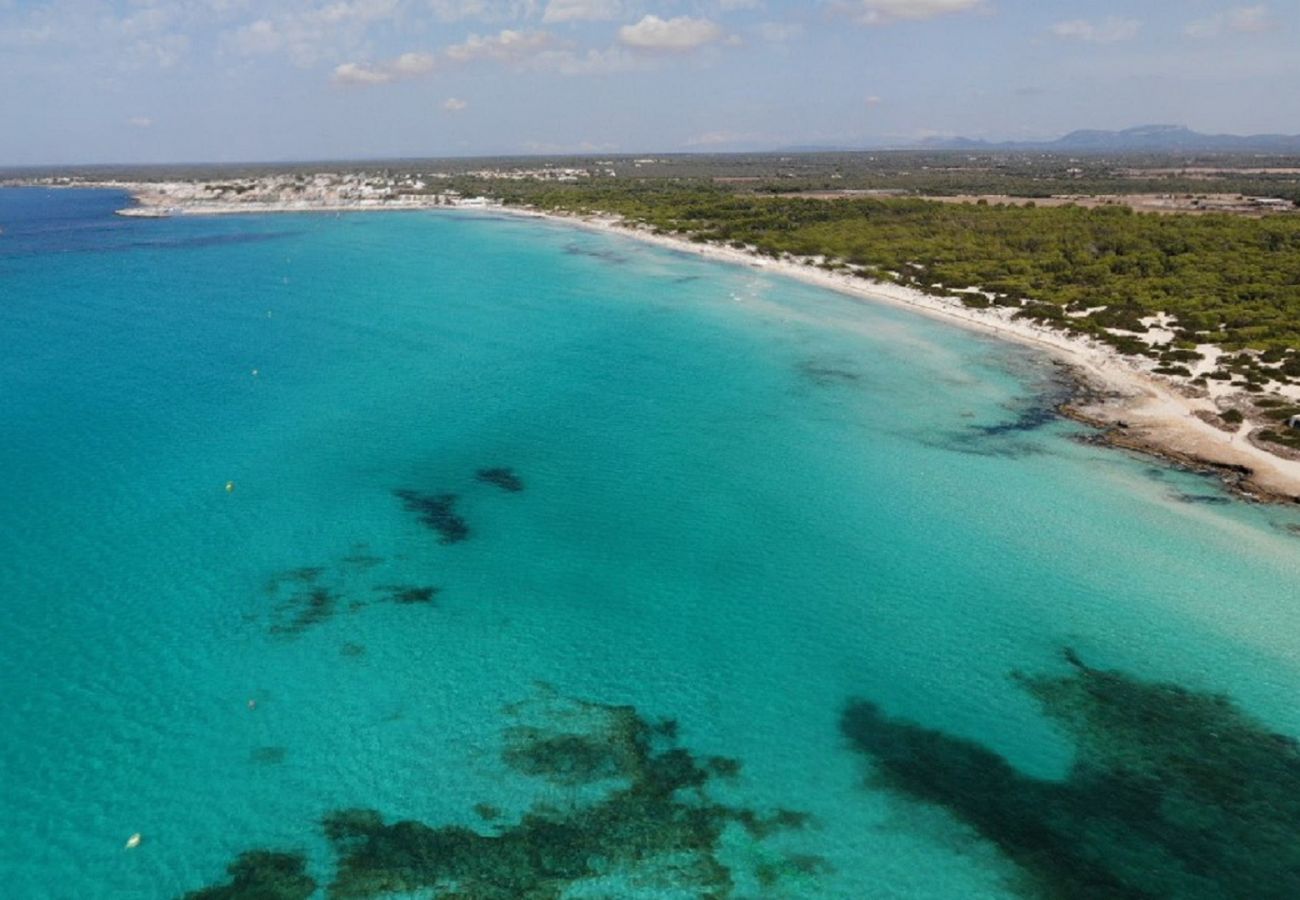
[393,490,470,543]
[263,565,341,636]
[842,649,1300,899]
[318,693,816,898]
[269,586,339,636]
[264,566,326,592]
[798,360,862,386]
[972,402,1060,438]
[563,242,630,265]
[184,692,817,898]
[932,360,1076,458]
[249,746,287,766]
[973,362,1074,440]
[374,584,439,605]
[1172,492,1232,505]
[475,467,525,493]
[261,550,441,637]
[181,850,315,900]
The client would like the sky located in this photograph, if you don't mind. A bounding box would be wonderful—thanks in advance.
[1,0,1298,165]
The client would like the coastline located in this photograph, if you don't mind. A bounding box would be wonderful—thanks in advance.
[504,206,1300,504]
[48,181,1300,503]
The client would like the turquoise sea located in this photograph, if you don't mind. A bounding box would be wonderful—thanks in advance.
[2,187,1300,899]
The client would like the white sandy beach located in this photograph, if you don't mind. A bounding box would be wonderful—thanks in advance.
[499,206,1300,503]
[91,183,1300,502]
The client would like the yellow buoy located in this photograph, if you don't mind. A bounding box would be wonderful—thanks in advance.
[125,833,142,849]
[225,481,235,493]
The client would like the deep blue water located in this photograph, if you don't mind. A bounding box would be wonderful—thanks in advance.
[2,188,1299,898]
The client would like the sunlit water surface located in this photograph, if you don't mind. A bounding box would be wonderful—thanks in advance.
[2,188,1298,898]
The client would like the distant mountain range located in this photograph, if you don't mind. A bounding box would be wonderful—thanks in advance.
[917,124,1300,153]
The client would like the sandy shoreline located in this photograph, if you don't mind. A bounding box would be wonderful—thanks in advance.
[53,183,1300,503]
[495,206,1300,503]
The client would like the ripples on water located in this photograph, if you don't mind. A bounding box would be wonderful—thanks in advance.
[3,188,1300,897]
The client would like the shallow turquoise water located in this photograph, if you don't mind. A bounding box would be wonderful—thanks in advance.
[2,188,1299,898]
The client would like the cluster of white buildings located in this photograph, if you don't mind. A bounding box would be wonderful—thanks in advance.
[460,166,591,181]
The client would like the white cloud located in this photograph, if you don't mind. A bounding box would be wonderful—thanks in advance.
[838,0,981,26]
[428,0,487,20]
[224,0,401,66]
[207,0,255,14]
[443,96,469,110]
[542,0,621,23]
[127,32,190,68]
[0,0,192,69]
[1185,5,1271,38]
[1228,4,1271,30]
[444,28,556,62]
[331,4,745,86]
[317,0,401,25]
[116,5,177,39]
[617,15,723,51]
[229,19,281,54]
[536,44,637,74]
[428,0,540,22]
[1050,16,1140,44]
[392,51,437,74]
[333,27,558,84]
[332,60,393,83]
